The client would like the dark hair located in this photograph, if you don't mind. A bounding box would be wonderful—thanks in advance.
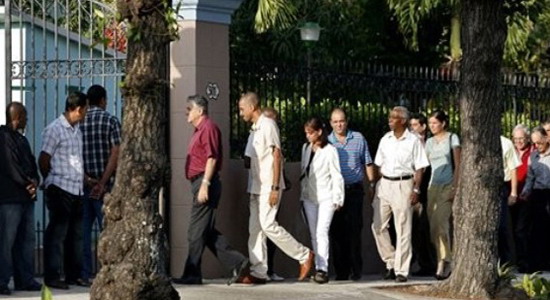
[187,94,208,114]
[410,113,427,126]
[532,126,548,137]
[304,117,329,148]
[429,110,449,129]
[87,85,106,106]
[65,92,88,112]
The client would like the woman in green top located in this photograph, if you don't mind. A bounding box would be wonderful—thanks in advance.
[425,110,461,280]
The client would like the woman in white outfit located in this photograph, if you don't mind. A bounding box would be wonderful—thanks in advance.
[300,117,345,284]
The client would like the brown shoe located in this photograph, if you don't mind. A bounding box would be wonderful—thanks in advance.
[237,274,267,284]
[298,251,315,281]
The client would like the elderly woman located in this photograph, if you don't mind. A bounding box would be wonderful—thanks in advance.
[300,117,344,284]
[520,126,550,272]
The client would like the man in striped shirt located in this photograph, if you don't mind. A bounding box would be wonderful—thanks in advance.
[328,108,375,281]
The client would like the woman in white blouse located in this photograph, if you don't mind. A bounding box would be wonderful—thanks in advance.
[300,117,344,284]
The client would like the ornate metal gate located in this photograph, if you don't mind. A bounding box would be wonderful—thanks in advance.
[1,0,125,275]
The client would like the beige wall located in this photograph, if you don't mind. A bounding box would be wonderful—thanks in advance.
[169,20,384,279]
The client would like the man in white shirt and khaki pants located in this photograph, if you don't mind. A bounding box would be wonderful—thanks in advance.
[372,106,429,283]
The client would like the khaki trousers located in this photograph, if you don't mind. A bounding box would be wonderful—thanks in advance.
[427,184,453,263]
[371,178,414,277]
[248,193,310,279]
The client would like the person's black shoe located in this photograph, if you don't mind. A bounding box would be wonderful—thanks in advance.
[350,273,361,281]
[67,278,91,287]
[395,275,408,283]
[173,276,202,285]
[227,258,249,286]
[383,269,396,280]
[313,270,329,284]
[45,279,69,290]
[412,268,434,276]
[0,285,12,295]
[15,280,42,291]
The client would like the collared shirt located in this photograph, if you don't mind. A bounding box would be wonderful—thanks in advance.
[245,114,285,194]
[81,106,122,187]
[522,148,550,194]
[374,129,429,177]
[328,130,373,184]
[41,114,84,195]
[185,116,223,179]
[516,146,533,193]
[501,136,521,182]
[0,125,39,204]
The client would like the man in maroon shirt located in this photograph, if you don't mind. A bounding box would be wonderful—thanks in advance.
[173,95,248,285]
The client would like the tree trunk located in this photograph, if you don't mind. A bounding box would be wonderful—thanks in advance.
[449,6,462,63]
[438,0,511,298]
[90,1,179,299]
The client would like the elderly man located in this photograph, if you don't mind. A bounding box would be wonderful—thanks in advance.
[372,106,429,283]
[238,92,314,284]
[39,92,88,290]
[173,95,248,285]
[328,108,375,281]
[0,103,42,295]
[510,125,533,272]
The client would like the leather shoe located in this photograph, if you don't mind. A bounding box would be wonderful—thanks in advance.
[395,275,408,283]
[383,269,396,280]
[15,280,42,291]
[173,276,202,285]
[298,251,314,281]
[45,279,69,290]
[227,258,249,286]
[0,285,11,295]
[313,270,329,284]
[236,274,266,284]
[66,278,91,287]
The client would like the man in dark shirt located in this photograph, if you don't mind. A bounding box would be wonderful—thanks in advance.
[173,95,248,286]
[0,102,42,295]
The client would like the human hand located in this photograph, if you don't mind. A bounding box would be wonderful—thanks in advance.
[26,183,37,198]
[90,183,106,200]
[410,192,419,205]
[508,194,518,206]
[333,203,342,211]
[197,183,209,204]
[269,191,279,207]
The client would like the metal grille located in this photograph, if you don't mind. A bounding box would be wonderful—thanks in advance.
[230,60,550,162]
[2,0,125,276]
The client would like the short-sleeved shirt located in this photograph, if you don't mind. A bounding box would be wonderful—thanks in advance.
[425,132,460,185]
[245,114,285,195]
[522,148,550,194]
[374,129,430,177]
[185,116,222,179]
[501,136,521,182]
[328,130,373,184]
[41,114,84,196]
[81,106,121,187]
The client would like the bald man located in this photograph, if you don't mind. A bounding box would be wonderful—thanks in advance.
[238,92,314,283]
[0,102,42,295]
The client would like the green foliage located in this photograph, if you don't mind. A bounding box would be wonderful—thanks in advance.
[498,261,517,285]
[41,285,53,300]
[255,0,297,33]
[515,272,550,299]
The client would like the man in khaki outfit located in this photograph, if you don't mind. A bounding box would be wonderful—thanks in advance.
[238,92,314,283]
[371,106,429,283]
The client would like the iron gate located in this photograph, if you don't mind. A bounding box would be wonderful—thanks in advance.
[2,0,125,275]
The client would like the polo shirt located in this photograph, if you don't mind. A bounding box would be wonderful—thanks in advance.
[245,114,285,194]
[185,116,222,179]
[501,136,521,182]
[328,130,373,184]
[41,114,84,196]
[374,129,429,177]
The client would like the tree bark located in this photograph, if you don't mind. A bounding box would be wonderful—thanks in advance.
[438,0,511,299]
[90,1,179,299]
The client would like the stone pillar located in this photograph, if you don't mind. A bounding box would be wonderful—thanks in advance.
[169,0,243,278]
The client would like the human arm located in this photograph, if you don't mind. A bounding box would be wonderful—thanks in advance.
[269,146,282,207]
[38,152,52,181]
[90,145,120,199]
[197,157,217,204]
[330,147,345,209]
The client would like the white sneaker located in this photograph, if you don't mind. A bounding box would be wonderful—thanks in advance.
[269,273,285,282]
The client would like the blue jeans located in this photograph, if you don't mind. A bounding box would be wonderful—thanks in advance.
[0,202,36,288]
[81,188,103,281]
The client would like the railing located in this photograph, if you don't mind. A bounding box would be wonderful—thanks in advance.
[230,60,550,161]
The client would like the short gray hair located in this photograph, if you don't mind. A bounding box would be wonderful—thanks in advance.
[187,95,208,114]
[512,124,530,137]
[392,106,410,121]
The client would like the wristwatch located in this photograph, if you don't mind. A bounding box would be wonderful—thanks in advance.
[271,185,280,191]
[413,188,421,195]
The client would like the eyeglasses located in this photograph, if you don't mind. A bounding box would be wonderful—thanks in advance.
[513,137,527,142]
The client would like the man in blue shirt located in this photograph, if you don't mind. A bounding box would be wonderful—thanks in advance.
[328,108,375,281]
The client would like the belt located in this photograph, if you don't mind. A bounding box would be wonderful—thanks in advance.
[382,175,413,181]
[345,182,363,190]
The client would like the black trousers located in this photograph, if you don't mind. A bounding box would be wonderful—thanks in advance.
[43,185,83,282]
[182,174,246,279]
[527,189,550,272]
[509,200,531,271]
[330,186,364,279]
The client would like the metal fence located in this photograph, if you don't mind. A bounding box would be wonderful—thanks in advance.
[230,60,550,161]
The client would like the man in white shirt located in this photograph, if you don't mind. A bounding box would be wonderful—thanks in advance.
[372,106,429,283]
[237,92,314,283]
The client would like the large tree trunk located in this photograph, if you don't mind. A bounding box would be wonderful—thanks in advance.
[90,1,179,299]
[439,0,511,299]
